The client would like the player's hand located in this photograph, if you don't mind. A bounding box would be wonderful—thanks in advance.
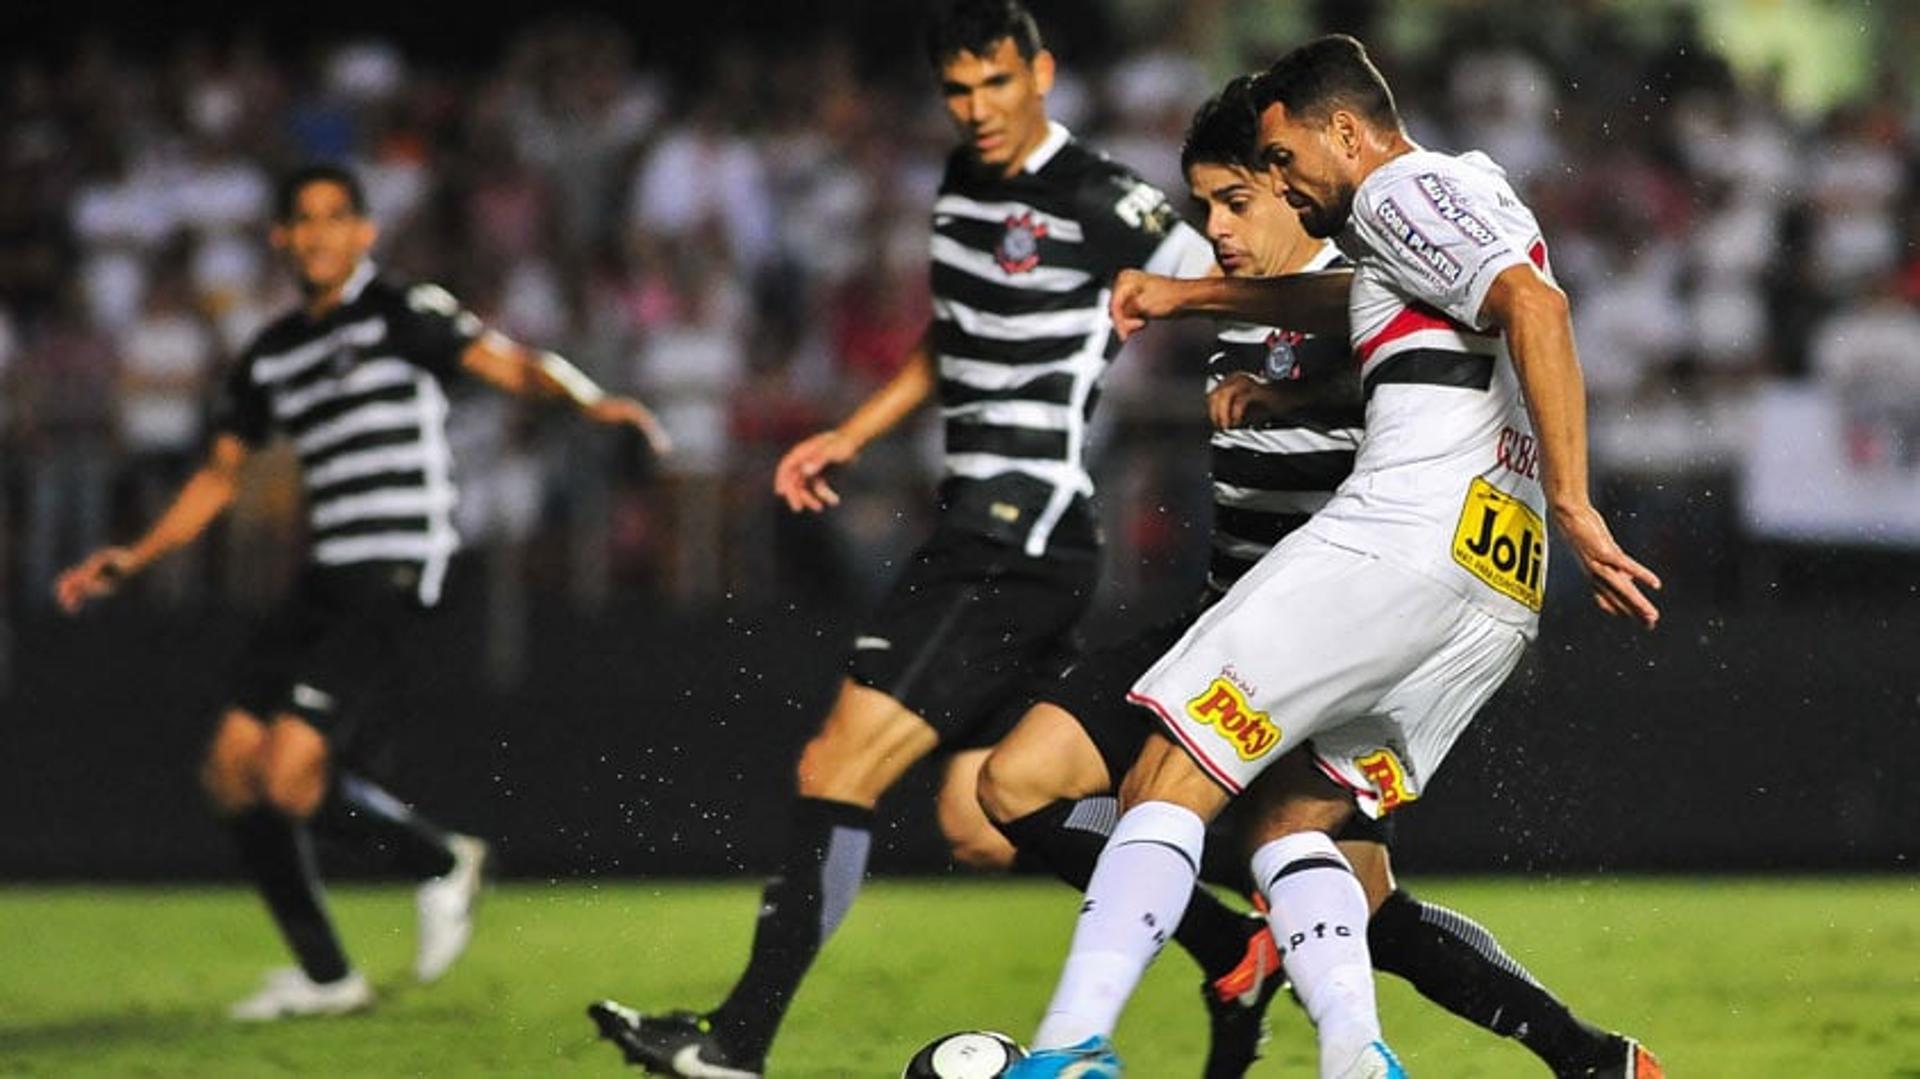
[1208,372,1289,429]
[1110,269,1184,342]
[55,547,140,615]
[585,396,674,457]
[1554,503,1662,629]
[774,429,859,513]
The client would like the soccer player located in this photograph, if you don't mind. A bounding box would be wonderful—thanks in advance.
[1008,35,1663,1079]
[981,75,1661,1079]
[55,163,670,1019]
[585,3,1221,1076]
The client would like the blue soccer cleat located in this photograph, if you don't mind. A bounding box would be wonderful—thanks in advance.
[1004,1035,1123,1078]
[1329,1040,1407,1079]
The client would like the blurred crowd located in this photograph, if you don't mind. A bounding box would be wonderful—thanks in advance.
[1,5,1916,625]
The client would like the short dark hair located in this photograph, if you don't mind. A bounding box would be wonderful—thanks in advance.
[1180,75,1263,176]
[1251,34,1401,131]
[275,163,367,222]
[925,0,1043,69]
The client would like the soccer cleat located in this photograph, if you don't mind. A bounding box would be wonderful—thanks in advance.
[415,834,490,983]
[1329,1040,1407,1079]
[228,967,373,1021]
[1584,1036,1664,1079]
[1003,1035,1123,1078]
[587,1000,763,1078]
[1202,914,1286,1078]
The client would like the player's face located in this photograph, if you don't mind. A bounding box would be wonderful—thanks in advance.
[1187,162,1305,278]
[1256,102,1357,239]
[938,37,1055,175]
[271,180,376,295]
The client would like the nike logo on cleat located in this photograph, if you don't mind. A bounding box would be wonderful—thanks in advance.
[671,1044,761,1078]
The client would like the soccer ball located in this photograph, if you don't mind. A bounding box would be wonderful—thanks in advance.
[901,1030,1028,1078]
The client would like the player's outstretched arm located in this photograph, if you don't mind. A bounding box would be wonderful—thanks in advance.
[55,434,250,614]
[774,329,938,514]
[1111,268,1352,342]
[1483,264,1662,628]
[459,334,673,457]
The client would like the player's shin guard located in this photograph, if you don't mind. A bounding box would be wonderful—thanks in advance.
[1032,801,1205,1051]
[312,771,457,879]
[1003,797,1257,983]
[230,809,351,984]
[708,796,873,1064]
[1251,832,1379,1075]
[1368,888,1615,1072]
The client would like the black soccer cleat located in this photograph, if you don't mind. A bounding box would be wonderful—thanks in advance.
[1200,914,1287,1079]
[587,1000,764,1078]
[1569,1035,1664,1079]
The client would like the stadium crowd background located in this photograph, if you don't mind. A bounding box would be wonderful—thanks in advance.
[1,0,1916,670]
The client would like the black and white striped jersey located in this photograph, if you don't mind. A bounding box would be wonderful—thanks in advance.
[215,262,479,606]
[931,122,1213,558]
[1206,243,1363,593]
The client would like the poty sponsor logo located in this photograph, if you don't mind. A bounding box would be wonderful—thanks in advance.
[1415,173,1499,246]
[1377,198,1462,284]
[1184,675,1282,761]
[1355,748,1417,813]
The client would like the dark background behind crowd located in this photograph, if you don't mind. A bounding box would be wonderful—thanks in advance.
[3,0,1916,879]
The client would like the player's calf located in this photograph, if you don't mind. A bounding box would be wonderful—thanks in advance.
[937,749,1016,870]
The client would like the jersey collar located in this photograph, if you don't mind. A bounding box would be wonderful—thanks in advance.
[1021,121,1070,175]
[340,260,376,304]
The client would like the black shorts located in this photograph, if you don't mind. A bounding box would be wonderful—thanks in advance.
[232,563,439,764]
[847,526,1096,750]
[1042,593,1396,848]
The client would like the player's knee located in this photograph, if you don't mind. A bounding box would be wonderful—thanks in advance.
[940,809,1017,871]
[975,747,1046,825]
[199,752,260,815]
[260,763,326,818]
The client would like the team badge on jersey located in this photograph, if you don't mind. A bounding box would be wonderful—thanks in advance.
[1354,748,1417,813]
[1185,674,1281,762]
[995,212,1048,274]
[1263,330,1306,381]
[1451,477,1546,611]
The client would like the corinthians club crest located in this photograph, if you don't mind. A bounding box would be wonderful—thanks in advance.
[996,212,1048,274]
[1264,329,1306,380]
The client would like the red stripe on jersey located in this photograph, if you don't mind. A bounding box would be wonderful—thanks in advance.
[1528,239,1549,272]
[1355,302,1490,365]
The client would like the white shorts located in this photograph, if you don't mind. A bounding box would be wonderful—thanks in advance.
[1127,533,1528,816]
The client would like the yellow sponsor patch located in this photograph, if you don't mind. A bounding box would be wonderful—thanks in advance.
[1184,677,1282,762]
[1355,749,1417,813]
[1451,477,1546,611]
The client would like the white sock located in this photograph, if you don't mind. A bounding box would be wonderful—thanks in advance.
[1031,801,1206,1051]
[1251,831,1381,1078]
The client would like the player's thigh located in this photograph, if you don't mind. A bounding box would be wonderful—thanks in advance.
[796,678,942,805]
[259,715,333,818]
[1116,732,1234,822]
[201,708,269,813]
[976,703,1113,823]
[936,749,1016,871]
[1129,536,1450,798]
[1313,603,1530,817]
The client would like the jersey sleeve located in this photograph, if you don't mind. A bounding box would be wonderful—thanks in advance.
[208,354,272,447]
[1352,169,1530,330]
[388,282,484,378]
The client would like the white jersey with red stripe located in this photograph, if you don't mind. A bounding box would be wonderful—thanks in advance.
[1300,149,1549,628]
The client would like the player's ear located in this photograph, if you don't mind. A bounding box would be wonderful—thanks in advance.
[355,218,379,250]
[1329,108,1362,158]
[1030,48,1055,96]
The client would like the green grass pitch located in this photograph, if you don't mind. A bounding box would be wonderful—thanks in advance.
[2,877,1915,1077]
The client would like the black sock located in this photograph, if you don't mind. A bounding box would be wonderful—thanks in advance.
[312,771,457,879]
[1369,889,1615,1072]
[707,797,873,1065]
[230,809,351,984]
[1000,798,1255,982]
